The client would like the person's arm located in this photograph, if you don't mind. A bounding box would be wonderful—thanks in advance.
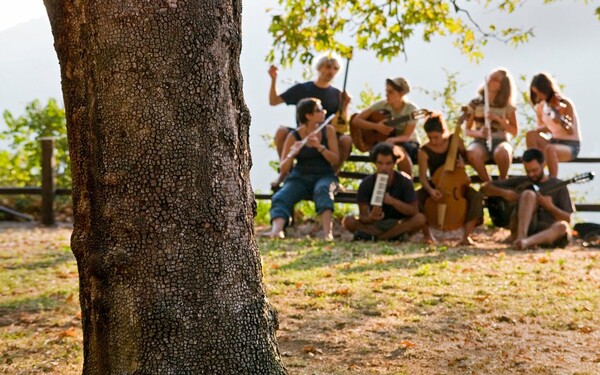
[536,194,572,222]
[384,195,419,216]
[350,108,394,135]
[319,125,340,166]
[534,103,550,132]
[358,203,383,224]
[487,109,518,137]
[279,133,299,175]
[417,149,434,194]
[504,110,518,137]
[464,112,486,139]
[268,65,285,106]
[340,91,351,120]
[480,182,520,202]
[387,122,416,144]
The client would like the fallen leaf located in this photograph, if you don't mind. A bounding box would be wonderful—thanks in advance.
[538,256,549,264]
[579,326,593,334]
[400,340,415,348]
[65,293,76,304]
[302,345,323,354]
[59,328,78,338]
[333,288,350,296]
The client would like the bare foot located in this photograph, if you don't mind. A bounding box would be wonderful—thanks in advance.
[422,235,437,244]
[259,231,285,239]
[513,238,529,250]
[459,236,475,246]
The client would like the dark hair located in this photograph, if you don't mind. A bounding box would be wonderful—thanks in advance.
[423,113,445,133]
[369,142,397,163]
[530,72,559,105]
[522,148,545,164]
[296,98,321,124]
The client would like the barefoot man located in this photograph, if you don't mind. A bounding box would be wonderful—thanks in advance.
[481,148,573,250]
[342,143,426,241]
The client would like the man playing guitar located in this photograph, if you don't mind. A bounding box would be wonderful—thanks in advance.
[481,148,573,250]
[350,77,420,177]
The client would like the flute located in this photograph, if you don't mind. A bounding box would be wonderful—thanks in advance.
[483,75,492,150]
[280,114,337,166]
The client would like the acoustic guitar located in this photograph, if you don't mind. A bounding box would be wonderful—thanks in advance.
[350,108,430,152]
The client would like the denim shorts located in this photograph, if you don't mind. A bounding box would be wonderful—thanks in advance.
[471,138,509,161]
[550,139,580,159]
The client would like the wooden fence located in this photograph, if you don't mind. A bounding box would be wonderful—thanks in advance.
[0,139,598,226]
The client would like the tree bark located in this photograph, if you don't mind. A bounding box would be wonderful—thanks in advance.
[43,0,286,373]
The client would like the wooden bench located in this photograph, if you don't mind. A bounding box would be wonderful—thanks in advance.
[255,155,600,212]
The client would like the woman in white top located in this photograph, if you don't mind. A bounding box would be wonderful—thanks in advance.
[526,72,581,177]
[465,68,518,182]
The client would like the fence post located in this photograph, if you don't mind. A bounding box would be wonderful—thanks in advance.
[41,137,56,226]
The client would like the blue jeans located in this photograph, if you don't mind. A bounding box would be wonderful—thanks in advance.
[270,173,338,225]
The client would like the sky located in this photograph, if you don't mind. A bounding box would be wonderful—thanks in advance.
[0,1,46,32]
[1,1,599,219]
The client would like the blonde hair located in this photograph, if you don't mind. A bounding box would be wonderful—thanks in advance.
[314,52,342,71]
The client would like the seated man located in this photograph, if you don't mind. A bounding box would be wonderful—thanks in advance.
[342,143,426,241]
[481,148,573,250]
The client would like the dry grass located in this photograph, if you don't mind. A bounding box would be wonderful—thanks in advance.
[1,223,599,374]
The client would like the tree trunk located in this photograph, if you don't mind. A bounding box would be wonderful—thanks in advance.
[43,1,286,373]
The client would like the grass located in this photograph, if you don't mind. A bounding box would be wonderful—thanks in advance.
[1,224,599,374]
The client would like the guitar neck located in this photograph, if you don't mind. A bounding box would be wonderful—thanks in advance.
[384,114,411,127]
[537,178,574,195]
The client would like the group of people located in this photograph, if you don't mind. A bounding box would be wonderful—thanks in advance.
[260,53,580,250]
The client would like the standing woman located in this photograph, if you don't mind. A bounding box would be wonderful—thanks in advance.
[350,77,420,176]
[526,72,581,177]
[262,98,340,240]
[465,68,518,181]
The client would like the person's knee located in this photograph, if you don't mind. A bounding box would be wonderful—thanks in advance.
[519,189,536,203]
[525,130,538,146]
[467,148,482,162]
[413,213,426,227]
[275,127,290,142]
[554,221,570,236]
[494,144,511,160]
[342,216,358,231]
[340,135,352,148]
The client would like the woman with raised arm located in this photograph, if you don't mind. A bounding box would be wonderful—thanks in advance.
[350,77,420,176]
[526,72,581,177]
[261,98,340,240]
[465,68,518,182]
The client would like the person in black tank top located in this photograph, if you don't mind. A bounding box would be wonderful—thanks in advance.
[261,98,340,240]
[417,114,483,245]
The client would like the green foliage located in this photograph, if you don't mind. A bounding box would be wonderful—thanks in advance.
[255,198,272,226]
[1,99,70,187]
[267,0,542,66]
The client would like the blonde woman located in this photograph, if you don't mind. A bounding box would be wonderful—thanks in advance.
[465,68,518,181]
